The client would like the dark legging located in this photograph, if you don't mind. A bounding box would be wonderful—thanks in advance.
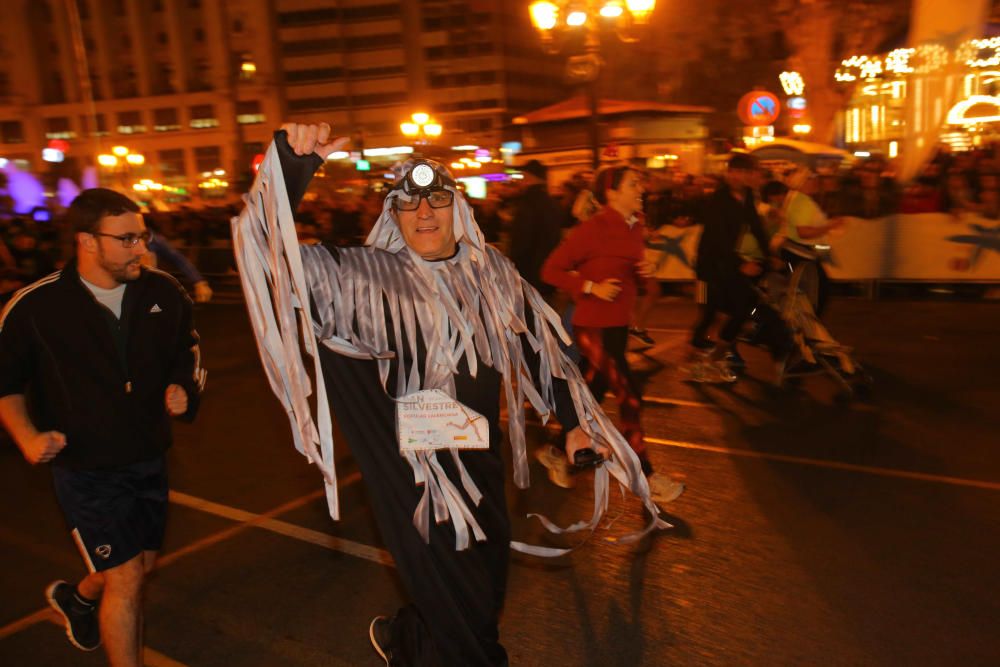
[574,325,648,467]
[691,272,757,344]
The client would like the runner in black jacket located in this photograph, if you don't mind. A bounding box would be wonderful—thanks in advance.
[0,188,205,666]
[691,153,771,381]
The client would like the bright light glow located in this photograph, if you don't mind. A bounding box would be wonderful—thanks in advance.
[779,71,805,96]
[566,11,587,26]
[140,179,154,185]
[423,123,442,137]
[450,162,466,170]
[962,37,1000,68]
[475,155,491,163]
[854,151,871,157]
[411,112,430,125]
[793,124,812,134]
[458,176,487,199]
[327,151,350,160]
[451,145,479,151]
[363,146,415,157]
[400,122,419,137]
[529,1,559,30]
[839,55,883,82]
[213,168,226,176]
[42,148,65,163]
[889,141,899,158]
[133,184,148,191]
[112,146,129,157]
[625,0,655,23]
[886,48,915,74]
[600,3,624,18]
[947,95,1000,125]
[98,154,118,167]
[126,153,145,165]
[0,158,7,169]
[241,62,257,73]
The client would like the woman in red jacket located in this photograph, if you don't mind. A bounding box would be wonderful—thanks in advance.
[542,166,684,504]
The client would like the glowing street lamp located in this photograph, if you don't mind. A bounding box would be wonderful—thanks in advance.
[400,113,443,145]
[98,145,146,187]
[528,0,657,168]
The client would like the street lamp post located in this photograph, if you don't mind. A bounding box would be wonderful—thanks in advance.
[529,0,657,169]
[400,112,443,157]
[97,145,146,190]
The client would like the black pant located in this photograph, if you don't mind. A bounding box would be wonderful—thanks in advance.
[692,272,757,344]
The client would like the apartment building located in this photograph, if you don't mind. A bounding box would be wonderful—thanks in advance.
[0,0,284,194]
[0,0,564,193]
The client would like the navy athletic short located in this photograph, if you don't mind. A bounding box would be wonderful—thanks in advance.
[51,456,168,573]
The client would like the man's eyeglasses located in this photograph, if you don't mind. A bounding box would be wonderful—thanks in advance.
[92,230,154,248]
[393,189,454,211]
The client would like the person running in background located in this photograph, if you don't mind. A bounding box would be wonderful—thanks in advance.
[542,166,685,504]
[690,153,772,382]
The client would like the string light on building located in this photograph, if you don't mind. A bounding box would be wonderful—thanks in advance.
[961,37,1000,68]
[838,55,883,82]
[915,43,949,73]
[946,94,1000,125]
[886,48,915,74]
[779,71,805,96]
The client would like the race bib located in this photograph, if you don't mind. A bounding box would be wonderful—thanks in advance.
[397,389,489,453]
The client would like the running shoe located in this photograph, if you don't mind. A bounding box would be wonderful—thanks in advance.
[687,358,738,384]
[46,580,100,651]
[647,473,685,504]
[535,445,575,488]
[629,328,656,347]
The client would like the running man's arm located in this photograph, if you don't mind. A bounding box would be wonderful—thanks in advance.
[0,395,66,464]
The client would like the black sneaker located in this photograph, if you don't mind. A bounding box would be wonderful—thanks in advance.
[45,580,101,651]
[691,337,715,353]
[629,328,656,347]
[369,615,396,665]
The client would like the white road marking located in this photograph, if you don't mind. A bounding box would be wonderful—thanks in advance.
[644,436,1000,492]
[168,488,393,567]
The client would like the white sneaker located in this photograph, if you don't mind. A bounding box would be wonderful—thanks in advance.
[647,473,685,504]
[535,445,574,489]
[688,358,737,384]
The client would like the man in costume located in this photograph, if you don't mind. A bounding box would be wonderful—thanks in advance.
[232,124,669,665]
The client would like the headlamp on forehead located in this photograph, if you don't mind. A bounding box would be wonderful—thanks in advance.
[389,159,457,211]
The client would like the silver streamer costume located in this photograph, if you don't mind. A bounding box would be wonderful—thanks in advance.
[231,139,670,556]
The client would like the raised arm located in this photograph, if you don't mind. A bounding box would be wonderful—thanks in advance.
[277,123,349,211]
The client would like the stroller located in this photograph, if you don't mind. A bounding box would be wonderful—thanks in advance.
[752,241,872,401]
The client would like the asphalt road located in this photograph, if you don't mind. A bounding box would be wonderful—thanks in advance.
[1,295,998,666]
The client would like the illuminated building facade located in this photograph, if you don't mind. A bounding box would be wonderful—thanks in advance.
[835,38,1000,157]
[0,0,281,196]
[0,0,563,196]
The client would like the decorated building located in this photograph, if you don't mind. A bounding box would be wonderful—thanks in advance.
[835,36,1000,157]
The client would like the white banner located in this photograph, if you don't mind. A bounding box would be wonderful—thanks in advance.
[644,213,1000,282]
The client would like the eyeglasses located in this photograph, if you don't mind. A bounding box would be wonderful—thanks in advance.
[92,230,153,248]
[393,189,454,211]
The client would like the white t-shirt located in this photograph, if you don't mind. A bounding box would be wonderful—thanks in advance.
[81,277,126,319]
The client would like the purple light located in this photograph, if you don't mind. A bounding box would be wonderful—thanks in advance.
[2,164,46,214]
[58,178,80,208]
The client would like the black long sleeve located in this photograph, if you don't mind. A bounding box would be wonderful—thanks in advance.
[273,130,324,211]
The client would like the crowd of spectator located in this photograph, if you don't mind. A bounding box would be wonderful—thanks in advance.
[5,142,1000,306]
